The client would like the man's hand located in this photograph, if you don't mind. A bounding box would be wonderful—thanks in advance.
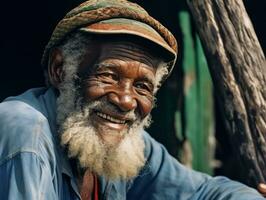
[257,183,266,197]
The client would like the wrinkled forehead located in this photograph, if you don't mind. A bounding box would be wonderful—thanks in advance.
[97,39,162,68]
[75,34,164,74]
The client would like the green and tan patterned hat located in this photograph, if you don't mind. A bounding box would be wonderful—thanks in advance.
[41,0,178,75]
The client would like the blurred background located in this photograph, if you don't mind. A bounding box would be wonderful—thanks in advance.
[0,0,265,184]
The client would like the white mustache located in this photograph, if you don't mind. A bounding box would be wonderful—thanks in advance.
[81,97,139,122]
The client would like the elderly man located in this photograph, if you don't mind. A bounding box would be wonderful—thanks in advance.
[0,0,264,199]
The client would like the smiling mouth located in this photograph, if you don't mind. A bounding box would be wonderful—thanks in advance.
[96,111,126,124]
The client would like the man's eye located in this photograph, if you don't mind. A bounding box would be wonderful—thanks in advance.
[98,72,118,80]
[134,82,153,93]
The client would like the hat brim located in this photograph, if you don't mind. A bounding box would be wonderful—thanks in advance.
[79,18,176,63]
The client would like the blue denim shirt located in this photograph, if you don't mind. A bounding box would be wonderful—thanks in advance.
[0,87,264,200]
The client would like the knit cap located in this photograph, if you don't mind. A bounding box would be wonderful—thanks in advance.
[42,0,177,75]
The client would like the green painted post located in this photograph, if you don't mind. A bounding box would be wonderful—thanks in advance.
[177,11,214,174]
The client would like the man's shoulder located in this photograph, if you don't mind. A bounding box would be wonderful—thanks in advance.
[142,131,166,156]
[0,99,55,164]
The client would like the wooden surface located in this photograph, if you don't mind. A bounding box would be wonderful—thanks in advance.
[187,0,266,187]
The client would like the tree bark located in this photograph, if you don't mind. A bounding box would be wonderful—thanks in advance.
[186,0,266,187]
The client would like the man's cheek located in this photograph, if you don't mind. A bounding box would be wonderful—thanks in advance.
[137,97,154,118]
[83,85,106,101]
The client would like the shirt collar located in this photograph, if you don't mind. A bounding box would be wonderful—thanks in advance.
[39,87,75,176]
[40,87,82,197]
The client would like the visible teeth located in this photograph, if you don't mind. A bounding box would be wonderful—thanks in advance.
[96,112,126,124]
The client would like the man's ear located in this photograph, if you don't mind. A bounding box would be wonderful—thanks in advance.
[48,48,64,89]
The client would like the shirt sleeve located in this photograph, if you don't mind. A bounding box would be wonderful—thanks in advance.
[191,176,265,200]
[126,132,265,200]
[0,152,57,200]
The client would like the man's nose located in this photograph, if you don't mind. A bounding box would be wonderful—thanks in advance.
[107,92,137,112]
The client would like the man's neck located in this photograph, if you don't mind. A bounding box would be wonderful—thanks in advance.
[78,170,95,200]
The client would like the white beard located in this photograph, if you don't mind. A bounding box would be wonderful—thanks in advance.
[56,78,151,180]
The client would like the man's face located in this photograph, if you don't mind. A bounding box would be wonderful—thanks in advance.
[76,40,159,145]
[55,37,162,180]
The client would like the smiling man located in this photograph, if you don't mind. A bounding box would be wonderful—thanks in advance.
[55,35,164,182]
[0,0,264,199]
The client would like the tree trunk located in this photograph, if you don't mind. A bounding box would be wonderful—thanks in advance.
[186,0,266,187]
